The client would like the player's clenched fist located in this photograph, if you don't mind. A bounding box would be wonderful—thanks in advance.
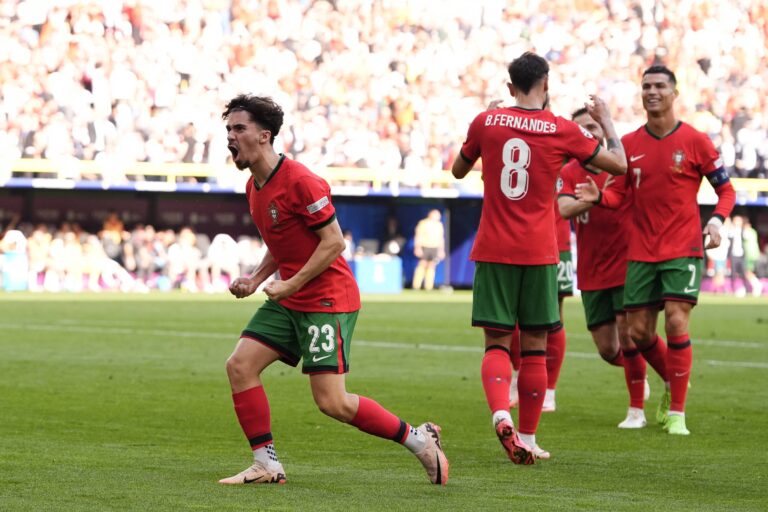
[229,277,258,299]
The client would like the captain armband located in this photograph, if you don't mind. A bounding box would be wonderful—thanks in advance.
[705,167,730,188]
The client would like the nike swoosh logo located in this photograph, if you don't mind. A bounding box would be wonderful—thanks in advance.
[674,371,690,378]
[312,354,332,362]
[630,154,645,162]
[683,287,698,293]
[559,284,570,289]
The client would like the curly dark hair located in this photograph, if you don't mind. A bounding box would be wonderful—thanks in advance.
[507,52,549,95]
[222,94,284,144]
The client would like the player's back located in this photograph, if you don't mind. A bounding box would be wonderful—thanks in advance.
[461,107,599,265]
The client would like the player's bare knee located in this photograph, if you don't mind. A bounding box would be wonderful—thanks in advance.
[314,395,354,422]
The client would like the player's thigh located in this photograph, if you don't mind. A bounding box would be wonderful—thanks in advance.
[241,299,302,367]
[659,257,702,305]
[624,261,663,311]
[582,288,619,331]
[557,251,574,298]
[471,261,522,331]
[295,310,358,375]
[518,264,560,331]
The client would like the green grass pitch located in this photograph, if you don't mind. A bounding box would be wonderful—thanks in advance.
[0,292,766,511]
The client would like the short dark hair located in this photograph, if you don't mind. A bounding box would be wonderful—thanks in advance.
[642,65,677,86]
[507,52,549,95]
[222,94,284,144]
[571,107,589,119]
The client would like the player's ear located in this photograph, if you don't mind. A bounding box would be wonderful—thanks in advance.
[507,82,516,97]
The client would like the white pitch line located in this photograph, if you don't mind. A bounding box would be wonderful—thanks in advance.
[1,322,766,370]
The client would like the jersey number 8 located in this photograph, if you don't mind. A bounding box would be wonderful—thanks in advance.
[501,138,531,200]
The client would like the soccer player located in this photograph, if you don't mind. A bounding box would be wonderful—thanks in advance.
[507,208,570,413]
[219,94,448,485]
[559,108,664,428]
[451,52,627,462]
[576,66,736,435]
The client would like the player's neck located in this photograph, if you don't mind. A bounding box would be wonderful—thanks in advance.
[250,149,281,187]
[515,92,546,111]
[645,111,678,138]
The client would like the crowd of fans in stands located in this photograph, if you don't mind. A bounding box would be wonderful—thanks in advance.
[1,211,767,294]
[1,0,767,184]
[0,212,269,293]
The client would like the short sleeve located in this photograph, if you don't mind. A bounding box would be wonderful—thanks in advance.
[560,118,600,165]
[694,131,722,176]
[559,165,577,197]
[459,112,487,163]
[294,174,336,230]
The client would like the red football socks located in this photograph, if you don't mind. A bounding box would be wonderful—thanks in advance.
[546,327,566,389]
[622,349,647,409]
[482,346,513,413]
[233,386,273,449]
[667,334,692,413]
[639,334,668,382]
[350,396,408,442]
[517,353,547,435]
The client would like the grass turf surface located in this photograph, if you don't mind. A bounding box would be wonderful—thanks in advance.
[0,292,766,511]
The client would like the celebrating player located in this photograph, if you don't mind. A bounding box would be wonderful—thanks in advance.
[451,52,627,463]
[558,108,669,428]
[218,94,448,485]
[576,66,736,435]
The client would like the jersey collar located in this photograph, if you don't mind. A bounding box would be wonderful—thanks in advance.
[253,153,286,191]
[644,121,682,140]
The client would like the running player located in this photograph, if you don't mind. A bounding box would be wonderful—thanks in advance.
[451,52,627,462]
[576,66,736,435]
[218,94,448,485]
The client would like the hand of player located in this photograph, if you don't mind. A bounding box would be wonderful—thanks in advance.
[229,276,259,299]
[703,223,722,249]
[585,95,610,125]
[486,100,504,111]
[263,279,298,302]
[574,176,600,203]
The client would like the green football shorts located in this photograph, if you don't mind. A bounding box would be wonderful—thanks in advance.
[241,299,358,374]
[472,261,560,332]
[581,286,625,330]
[624,257,703,311]
[557,250,574,297]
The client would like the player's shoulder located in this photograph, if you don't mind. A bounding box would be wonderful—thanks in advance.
[676,121,712,143]
[621,124,646,143]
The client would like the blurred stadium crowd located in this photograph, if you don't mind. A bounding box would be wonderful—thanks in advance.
[0,212,269,292]
[1,212,767,294]
[1,0,767,183]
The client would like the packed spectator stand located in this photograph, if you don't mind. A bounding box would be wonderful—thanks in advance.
[1,0,767,294]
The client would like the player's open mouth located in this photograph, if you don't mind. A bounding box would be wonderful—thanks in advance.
[228,145,239,159]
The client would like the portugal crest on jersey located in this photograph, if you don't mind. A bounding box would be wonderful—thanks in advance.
[268,202,279,224]
[671,150,685,173]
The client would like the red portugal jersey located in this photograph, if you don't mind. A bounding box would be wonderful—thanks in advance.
[460,107,600,265]
[245,155,361,312]
[621,122,722,261]
[554,195,571,253]
[559,160,630,290]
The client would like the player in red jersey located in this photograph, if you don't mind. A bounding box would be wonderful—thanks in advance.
[559,107,671,428]
[508,208,570,413]
[218,95,448,485]
[576,66,736,435]
[451,52,627,462]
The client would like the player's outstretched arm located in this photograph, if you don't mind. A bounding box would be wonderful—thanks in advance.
[263,218,346,302]
[230,250,278,299]
[585,96,626,176]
